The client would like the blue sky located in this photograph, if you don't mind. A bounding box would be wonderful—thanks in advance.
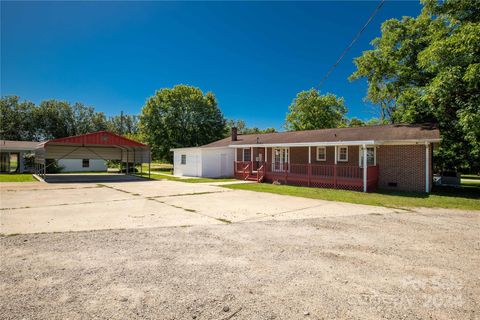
[1,1,422,130]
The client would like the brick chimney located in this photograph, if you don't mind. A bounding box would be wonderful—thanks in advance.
[231,127,238,141]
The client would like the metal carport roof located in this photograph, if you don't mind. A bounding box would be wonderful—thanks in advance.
[34,131,151,179]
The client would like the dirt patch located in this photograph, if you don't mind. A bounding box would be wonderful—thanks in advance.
[1,209,478,319]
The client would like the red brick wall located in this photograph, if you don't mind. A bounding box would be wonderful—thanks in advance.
[291,146,359,166]
[239,145,431,193]
[376,145,429,193]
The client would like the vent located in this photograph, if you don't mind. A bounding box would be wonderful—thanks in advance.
[388,182,398,187]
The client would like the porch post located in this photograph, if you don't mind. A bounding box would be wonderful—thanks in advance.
[334,145,338,188]
[251,146,253,171]
[308,146,311,187]
[363,144,367,192]
[425,142,430,193]
[234,148,237,162]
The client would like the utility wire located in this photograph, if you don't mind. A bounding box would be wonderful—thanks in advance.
[316,0,386,90]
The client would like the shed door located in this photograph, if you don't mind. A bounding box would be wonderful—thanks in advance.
[220,154,227,177]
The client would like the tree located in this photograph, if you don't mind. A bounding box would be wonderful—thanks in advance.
[107,113,139,135]
[139,85,226,161]
[71,102,110,135]
[226,119,276,136]
[284,89,347,131]
[348,118,365,127]
[350,0,480,171]
[1,96,135,141]
[34,100,76,140]
[0,96,37,140]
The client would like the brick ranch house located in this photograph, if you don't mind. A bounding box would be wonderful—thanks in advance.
[172,124,440,193]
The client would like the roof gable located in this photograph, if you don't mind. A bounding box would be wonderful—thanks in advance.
[44,131,147,147]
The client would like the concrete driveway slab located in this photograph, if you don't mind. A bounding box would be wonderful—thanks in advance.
[103,180,228,198]
[0,182,95,191]
[0,185,134,209]
[1,198,220,234]
[0,180,399,235]
[160,189,398,223]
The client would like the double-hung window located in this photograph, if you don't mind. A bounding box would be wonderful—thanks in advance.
[243,148,251,162]
[316,147,326,161]
[338,147,348,162]
[359,147,375,167]
[181,154,186,165]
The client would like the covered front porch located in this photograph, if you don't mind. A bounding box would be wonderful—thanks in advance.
[233,144,379,192]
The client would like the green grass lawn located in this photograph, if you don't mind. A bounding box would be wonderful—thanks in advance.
[462,179,480,187]
[222,182,480,211]
[140,163,173,174]
[461,174,480,180]
[0,174,37,182]
[138,171,236,183]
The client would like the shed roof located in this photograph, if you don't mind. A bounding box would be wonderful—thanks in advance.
[0,140,41,151]
[201,124,440,148]
[41,131,147,148]
[34,131,150,164]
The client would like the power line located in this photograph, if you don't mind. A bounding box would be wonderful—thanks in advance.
[315,0,386,90]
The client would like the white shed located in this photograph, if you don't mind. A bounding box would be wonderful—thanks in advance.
[58,159,107,172]
[172,147,235,178]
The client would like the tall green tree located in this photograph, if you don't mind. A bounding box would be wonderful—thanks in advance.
[71,102,110,135]
[107,114,139,135]
[0,96,37,140]
[284,89,347,131]
[1,96,131,141]
[350,0,480,171]
[34,100,76,140]
[139,85,226,161]
[225,119,276,136]
[347,118,366,127]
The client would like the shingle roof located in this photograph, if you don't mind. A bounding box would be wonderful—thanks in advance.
[0,140,41,151]
[201,124,440,148]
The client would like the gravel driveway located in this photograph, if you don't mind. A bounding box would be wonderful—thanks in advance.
[1,180,479,319]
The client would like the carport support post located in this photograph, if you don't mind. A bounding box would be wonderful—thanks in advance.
[363,144,367,192]
[126,150,129,175]
[133,149,136,176]
[120,149,123,173]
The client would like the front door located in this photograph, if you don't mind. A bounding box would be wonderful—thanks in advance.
[273,148,288,172]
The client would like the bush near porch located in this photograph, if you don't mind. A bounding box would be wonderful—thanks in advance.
[222,182,480,211]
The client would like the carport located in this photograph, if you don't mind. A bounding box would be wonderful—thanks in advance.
[34,131,151,182]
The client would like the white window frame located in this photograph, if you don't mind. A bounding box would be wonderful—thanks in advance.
[316,146,326,161]
[243,148,251,162]
[180,154,186,165]
[358,146,376,167]
[338,147,348,162]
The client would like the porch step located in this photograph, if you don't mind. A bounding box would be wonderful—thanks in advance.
[246,176,258,181]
